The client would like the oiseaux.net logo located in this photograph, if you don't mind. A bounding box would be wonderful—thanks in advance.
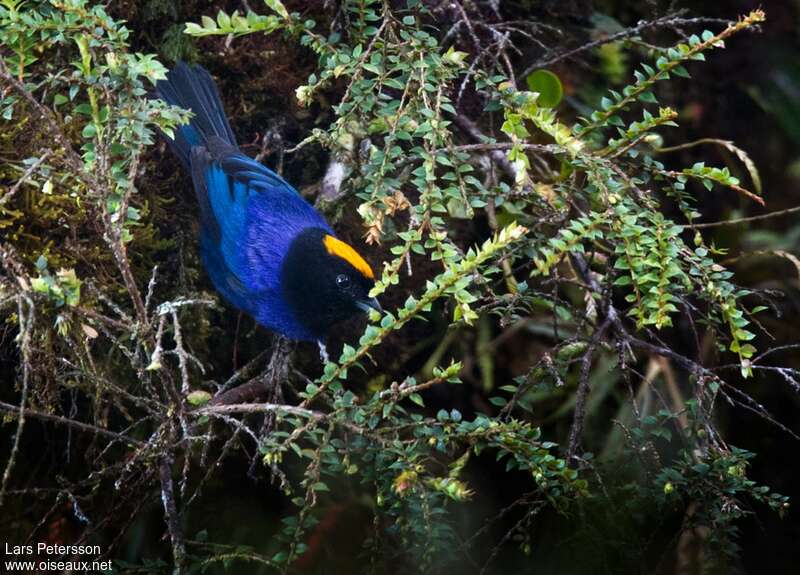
[4,542,112,573]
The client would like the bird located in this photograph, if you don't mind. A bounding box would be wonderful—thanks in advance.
[154,62,380,355]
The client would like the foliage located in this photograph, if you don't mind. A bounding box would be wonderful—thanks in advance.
[1,1,797,574]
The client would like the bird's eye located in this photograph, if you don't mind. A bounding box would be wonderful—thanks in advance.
[336,274,351,289]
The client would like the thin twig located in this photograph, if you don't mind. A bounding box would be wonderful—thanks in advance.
[0,151,51,206]
[159,453,187,574]
[566,319,610,464]
[0,400,143,446]
[683,205,800,229]
[0,296,33,506]
[519,14,738,80]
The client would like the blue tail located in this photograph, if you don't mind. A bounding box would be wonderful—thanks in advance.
[154,62,238,169]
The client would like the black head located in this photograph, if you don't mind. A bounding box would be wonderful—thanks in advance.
[281,228,380,339]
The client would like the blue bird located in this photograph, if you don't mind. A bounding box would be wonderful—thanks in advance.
[155,63,380,351]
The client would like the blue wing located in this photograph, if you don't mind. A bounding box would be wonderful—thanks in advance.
[190,140,331,337]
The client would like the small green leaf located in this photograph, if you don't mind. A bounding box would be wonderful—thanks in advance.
[525,69,563,108]
[187,390,212,406]
[638,91,658,104]
[264,0,289,19]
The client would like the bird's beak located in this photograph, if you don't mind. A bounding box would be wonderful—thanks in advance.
[356,297,382,314]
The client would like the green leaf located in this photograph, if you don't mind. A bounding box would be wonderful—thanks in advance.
[525,69,563,108]
[638,91,658,104]
[264,0,289,19]
[186,390,212,406]
[201,15,217,30]
[82,124,97,139]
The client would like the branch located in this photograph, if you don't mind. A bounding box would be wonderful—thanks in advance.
[566,319,610,465]
[159,454,187,575]
[0,400,143,446]
[0,297,33,506]
[519,14,741,80]
[0,151,51,206]
[195,402,323,421]
[452,114,520,181]
[210,381,273,406]
[683,205,800,229]
[211,337,291,405]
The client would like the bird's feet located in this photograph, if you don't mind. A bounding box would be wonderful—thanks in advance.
[317,340,330,364]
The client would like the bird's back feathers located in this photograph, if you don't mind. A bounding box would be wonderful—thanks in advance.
[155,63,334,340]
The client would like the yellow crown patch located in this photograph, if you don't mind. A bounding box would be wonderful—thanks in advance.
[323,235,374,280]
